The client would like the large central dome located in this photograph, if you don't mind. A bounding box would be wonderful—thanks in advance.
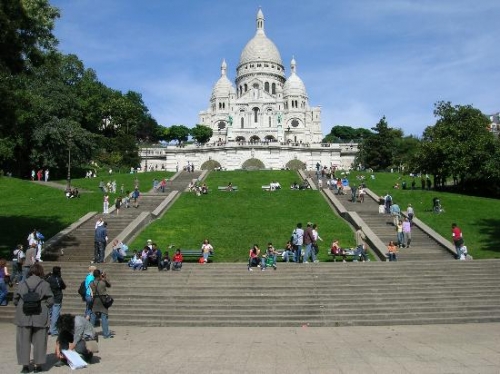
[238,9,283,66]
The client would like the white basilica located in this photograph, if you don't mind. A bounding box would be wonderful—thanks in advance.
[139,9,358,171]
[198,9,323,145]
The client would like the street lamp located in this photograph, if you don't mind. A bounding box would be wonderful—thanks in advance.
[66,130,73,191]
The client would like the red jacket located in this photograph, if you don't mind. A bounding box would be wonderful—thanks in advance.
[173,253,183,262]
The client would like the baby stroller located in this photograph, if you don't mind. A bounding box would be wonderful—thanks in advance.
[433,197,443,213]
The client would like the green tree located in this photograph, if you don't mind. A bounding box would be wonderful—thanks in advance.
[166,125,190,144]
[190,124,213,144]
[356,116,401,170]
[323,125,372,143]
[413,101,499,193]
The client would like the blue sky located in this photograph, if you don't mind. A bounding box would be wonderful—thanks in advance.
[50,0,500,137]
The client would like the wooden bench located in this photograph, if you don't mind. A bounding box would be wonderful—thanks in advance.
[218,186,238,191]
[179,249,214,262]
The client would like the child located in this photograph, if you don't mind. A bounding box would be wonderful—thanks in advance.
[172,249,183,270]
[387,241,398,261]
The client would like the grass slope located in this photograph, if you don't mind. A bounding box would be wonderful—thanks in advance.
[131,170,356,262]
[0,171,173,257]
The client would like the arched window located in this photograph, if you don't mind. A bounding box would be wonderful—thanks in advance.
[272,83,276,94]
[264,82,269,92]
[241,117,244,128]
[253,107,259,123]
[269,117,271,127]
[244,84,248,92]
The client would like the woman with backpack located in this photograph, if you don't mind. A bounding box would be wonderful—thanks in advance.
[14,263,54,373]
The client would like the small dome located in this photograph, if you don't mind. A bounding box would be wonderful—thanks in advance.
[283,58,307,97]
[212,59,236,97]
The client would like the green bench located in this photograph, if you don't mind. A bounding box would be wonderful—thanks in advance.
[218,186,238,191]
[180,249,214,262]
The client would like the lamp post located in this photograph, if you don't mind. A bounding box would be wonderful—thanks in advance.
[66,130,73,191]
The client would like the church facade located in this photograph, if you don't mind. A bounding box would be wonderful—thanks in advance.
[139,9,358,171]
[198,8,323,145]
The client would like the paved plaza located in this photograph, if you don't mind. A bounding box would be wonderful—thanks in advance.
[0,323,499,373]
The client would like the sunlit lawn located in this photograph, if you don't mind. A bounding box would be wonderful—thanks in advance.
[2,168,499,261]
[131,170,357,262]
[0,170,173,258]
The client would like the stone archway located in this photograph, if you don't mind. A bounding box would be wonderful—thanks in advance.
[235,136,246,142]
[200,159,222,170]
[241,158,265,170]
[264,135,276,142]
[285,159,306,170]
[249,135,260,143]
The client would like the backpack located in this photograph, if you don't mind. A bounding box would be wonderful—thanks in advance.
[22,280,43,315]
[291,230,299,245]
[78,280,87,301]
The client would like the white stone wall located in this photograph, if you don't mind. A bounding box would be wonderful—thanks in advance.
[140,143,358,172]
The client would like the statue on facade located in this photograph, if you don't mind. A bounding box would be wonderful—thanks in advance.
[228,115,233,126]
[277,112,282,124]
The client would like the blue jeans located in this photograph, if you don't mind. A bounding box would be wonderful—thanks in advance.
[303,243,316,262]
[85,295,93,319]
[101,312,110,337]
[388,253,397,261]
[49,303,61,335]
[397,232,404,246]
[294,245,302,263]
[0,279,7,306]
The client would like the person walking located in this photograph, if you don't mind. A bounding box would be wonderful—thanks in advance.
[103,193,109,214]
[46,266,66,336]
[451,223,464,259]
[0,258,11,306]
[90,269,113,338]
[402,217,412,248]
[94,221,107,264]
[14,263,54,373]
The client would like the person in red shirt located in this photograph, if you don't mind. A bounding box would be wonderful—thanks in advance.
[451,223,464,259]
[172,249,183,271]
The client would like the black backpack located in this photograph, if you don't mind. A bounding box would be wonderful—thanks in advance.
[22,280,43,316]
[78,280,86,301]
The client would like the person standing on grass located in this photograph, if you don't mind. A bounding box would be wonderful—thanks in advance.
[46,266,66,336]
[451,223,464,259]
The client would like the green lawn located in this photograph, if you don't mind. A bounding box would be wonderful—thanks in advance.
[1,169,499,261]
[130,170,356,262]
[0,171,173,258]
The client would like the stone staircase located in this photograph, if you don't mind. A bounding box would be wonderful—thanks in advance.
[2,260,500,327]
[42,171,203,262]
[333,188,453,261]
